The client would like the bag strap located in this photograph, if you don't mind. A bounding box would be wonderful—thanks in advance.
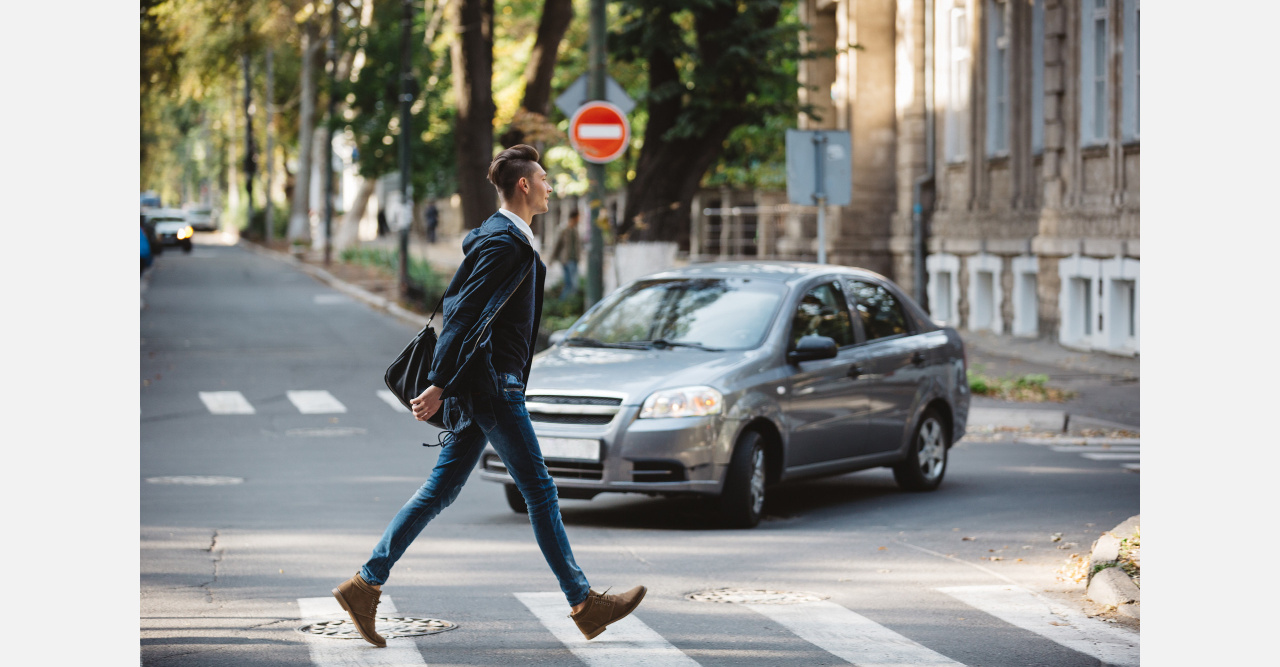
[425,293,445,326]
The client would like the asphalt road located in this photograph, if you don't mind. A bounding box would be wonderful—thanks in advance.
[141,237,1140,666]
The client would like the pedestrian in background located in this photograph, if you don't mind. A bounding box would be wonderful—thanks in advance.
[550,209,581,299]
[425,200,439,244]
[331,145,646,648]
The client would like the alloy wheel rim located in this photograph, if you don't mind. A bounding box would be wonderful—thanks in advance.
[749,447,766,515]
[917,418,945,481]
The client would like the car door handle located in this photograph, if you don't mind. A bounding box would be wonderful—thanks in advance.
[911,351,926,367]
[847,365,864,379]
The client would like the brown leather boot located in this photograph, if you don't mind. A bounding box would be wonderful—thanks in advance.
[570,586,648,640]
[332,573,386,647]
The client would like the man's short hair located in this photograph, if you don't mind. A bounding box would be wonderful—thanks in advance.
[487,144,540,201]
[568,208,580,220]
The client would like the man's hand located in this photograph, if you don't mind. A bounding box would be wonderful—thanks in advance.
[410,385,444,422]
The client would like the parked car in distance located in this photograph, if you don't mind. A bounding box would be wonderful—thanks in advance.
[478,261,970,528]
[146,209,194,253]
[183,205,217,232]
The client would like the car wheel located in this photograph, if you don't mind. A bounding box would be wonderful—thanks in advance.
[893,408,949,491]
[504,483,527,514]
[718,430,767,528]
[182,241,193,253]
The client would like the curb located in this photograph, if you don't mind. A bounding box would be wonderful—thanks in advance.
[239,240,429,329]
[967,408,1139,434]
[1085,514,1140,619]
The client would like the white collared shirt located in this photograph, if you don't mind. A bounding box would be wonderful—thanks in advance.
[497,208,537,251]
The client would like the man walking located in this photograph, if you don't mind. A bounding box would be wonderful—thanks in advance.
[550,208,582,299]
[332,145,646,648]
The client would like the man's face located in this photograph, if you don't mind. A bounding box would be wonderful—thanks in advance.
[522,165,553,214]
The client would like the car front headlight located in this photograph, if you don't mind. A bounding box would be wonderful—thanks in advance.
[638,386,723,419]
[177,226,194,240]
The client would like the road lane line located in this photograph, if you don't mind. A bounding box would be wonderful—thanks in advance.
[297,596,431,665]
[288,390,348,414]
[937,585,1139,667]
[377,390,411,413]
[515,592,699,666]
[745,600,965,666]
[199,391,256,415]
[1050,446,1140,453]
[1080,453,1141,461]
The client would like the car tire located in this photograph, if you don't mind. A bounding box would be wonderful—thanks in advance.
[718,430,767,529]
[504,483,528,514]
[182,240,193,253]
[893,408,949,492]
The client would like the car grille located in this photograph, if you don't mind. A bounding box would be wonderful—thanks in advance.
[484,454,603,481]
[525,394,624,426]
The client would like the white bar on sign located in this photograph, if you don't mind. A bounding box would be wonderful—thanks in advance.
[515,592,698,667]
[578,124,624,140]
[746,601,964,666]
[539,437,600,462]
[1080,453,1141,461]
[297,596,428,665]
[288,390,348,414]
[199,391,255,415]
[937,585,1139,667]
[377,390,411,413]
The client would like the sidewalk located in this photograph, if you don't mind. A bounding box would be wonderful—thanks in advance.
[960,330,1139,435]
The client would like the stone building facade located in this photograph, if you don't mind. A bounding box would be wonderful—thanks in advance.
[798,0,1139,356]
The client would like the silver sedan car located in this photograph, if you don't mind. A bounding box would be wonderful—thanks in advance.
[478,262,970,528]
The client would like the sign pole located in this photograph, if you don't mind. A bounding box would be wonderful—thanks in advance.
[813,132,828,264]
[585,0,607,309]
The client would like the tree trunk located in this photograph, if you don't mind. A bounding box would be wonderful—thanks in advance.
[499,0,574,148]
[334,178,375,252]
[288,17,322,242]
[450,0,496,229]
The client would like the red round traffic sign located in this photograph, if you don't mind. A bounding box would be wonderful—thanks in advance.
[569,101,630,164]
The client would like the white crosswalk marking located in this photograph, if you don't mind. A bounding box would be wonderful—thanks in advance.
[199,391,255,415]
[297,596,430,665]
[515,592,699,666]
[1049,446,1140,454]
[288,390,348,414]
[1081,452,1140,461]
[313,294,351,304]
[377,390,411,413]
[746,601,964,666]
[937,585,1139,667]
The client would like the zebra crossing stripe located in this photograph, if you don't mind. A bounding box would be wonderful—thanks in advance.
[746,600,964,666]
[515,592,699,666]
[296,596,430,664]
[1080,453,1140,461]
[1050,446,1140,454]
[937,585,1139,667]
[199,391,255,415]
[288,390,348,414]
[377,390,411,413]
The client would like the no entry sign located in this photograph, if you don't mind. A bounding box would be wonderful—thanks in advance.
[569,101,630,164]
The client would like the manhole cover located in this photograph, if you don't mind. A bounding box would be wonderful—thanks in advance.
[685,589,829,604]
[298,617,458,639]
[285,427,368,437]
[146,476,244,485]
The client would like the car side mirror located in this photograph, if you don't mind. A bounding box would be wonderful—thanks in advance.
[549,330,569,346]
[788,335,838,363]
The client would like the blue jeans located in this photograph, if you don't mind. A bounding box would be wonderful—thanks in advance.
[360,373,591,606]
[560,260,578,300]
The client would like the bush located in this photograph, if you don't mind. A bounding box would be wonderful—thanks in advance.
[340,246,447,309]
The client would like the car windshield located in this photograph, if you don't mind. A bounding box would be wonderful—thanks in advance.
[565,278,785,351]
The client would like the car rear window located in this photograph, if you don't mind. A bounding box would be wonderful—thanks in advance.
[567,278,785,350]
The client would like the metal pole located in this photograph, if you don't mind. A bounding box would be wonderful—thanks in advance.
[912,0,936,307]
[813,132,827,264]
[323,2,338,265]
[398,0,415,293]
[241,52,256,235]
[585,0,606,308]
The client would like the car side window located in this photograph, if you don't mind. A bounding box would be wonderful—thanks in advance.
[790,282,856,349]
[848,280,911,341]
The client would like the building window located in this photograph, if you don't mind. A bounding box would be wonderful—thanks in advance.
[966,253,1003,333]
[1122,0,1139,142]
[927,253,962,326]
[1100,256,1140,354]
[946,4,971,163]
[1058,255,1102,349]
[1031,0,1045,154]
[1080,0,1110,147]
[985,0,1010,156]
[1011,255,1039,337]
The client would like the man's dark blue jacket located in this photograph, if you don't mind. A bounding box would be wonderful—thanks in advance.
[427,212,544,433]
